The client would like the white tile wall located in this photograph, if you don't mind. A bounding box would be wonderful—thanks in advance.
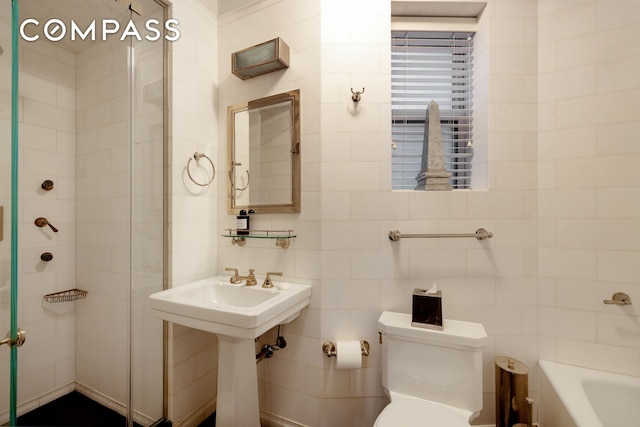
[184,0,639,425]
[0,0,622,426]
[537,0,640,380]
[167,0,219,425]
[0,0,624,425]
[210,0,543,425]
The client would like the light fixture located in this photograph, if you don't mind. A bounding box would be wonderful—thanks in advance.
[232,37,290,80]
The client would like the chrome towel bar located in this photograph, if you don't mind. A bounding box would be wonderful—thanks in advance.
[388,228,493,241]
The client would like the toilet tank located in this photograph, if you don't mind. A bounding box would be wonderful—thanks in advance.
[378,311,488,414]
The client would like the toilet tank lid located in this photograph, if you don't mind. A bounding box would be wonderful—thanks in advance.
[378,311,488,349]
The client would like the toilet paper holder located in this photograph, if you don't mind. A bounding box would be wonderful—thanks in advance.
[322,340,370,358]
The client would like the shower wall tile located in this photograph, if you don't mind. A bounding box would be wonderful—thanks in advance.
[22,47,76,88]
[537,0,640,378]
[23,99,76,133]
[14,42,79,414]
[556,338,640,377]
[19,73,57,105]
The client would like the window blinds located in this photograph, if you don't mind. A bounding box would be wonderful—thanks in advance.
[391,31,474,190]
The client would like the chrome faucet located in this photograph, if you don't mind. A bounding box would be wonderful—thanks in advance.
[262,272,282,288]
[225,267,257,286]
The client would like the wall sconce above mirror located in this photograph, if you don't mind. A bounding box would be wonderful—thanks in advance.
[232,37,290,80]
[228,89,300,214]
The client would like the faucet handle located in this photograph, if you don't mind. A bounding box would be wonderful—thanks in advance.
[262,272,283,288]
[225,267,240,284]
[35,217,59,233]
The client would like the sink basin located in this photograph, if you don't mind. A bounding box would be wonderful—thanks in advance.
[149,276,312,338]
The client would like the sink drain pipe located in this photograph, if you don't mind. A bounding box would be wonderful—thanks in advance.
[256,326,287,364]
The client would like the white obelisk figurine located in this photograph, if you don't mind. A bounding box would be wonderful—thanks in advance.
[415,100,451,191]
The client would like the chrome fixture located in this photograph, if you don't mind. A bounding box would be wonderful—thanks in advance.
[322,340,370,358]
[495,356,532,427]
[262,272,282,288]
[275,237,290,249]
[351,87,365,102]
[388,228,493,241]
[40,252,53,262]
[115,0,143,15]
[225,267,257,286]
[34,217,59,233]
[186,152,215,187]
[603,292,632,305]
[233,166,250,192]
[0,329,26,348]
[230,236,247,247]
[232,37,290,80]
[256,325,287,364]
[43,289,87,303]
[41,179,54,191]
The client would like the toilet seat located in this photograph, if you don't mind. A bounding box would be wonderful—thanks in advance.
[374,399,470,427]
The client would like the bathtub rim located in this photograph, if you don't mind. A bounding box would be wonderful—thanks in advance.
[538,360,640,427]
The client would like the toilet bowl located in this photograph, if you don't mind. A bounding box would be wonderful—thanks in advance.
[374,394,472,427]
[374,311,488,426]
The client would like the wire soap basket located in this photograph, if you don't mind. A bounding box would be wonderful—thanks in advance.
[43,289,87,303]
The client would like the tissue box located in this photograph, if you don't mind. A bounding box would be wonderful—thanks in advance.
[411,288,443,330]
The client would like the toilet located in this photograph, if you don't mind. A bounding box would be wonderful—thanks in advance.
[374,311,488,427]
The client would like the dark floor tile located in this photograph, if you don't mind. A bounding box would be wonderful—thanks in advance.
[14,391,140,427]
[196,412,215,427]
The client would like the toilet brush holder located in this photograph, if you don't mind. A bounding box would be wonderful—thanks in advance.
[495,356,533,427]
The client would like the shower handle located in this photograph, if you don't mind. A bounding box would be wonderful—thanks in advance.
[35,217,59,233]
[0,329,26,348]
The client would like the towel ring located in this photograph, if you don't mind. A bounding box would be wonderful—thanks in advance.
[234,169,250,192]
[187,152,215,186]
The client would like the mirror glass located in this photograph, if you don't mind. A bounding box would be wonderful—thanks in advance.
[228,89,300,213]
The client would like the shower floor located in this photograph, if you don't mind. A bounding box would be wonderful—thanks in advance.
[14,391,143,427]
[197,412,215,426]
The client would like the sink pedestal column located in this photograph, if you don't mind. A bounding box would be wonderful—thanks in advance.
[216,334,261,426]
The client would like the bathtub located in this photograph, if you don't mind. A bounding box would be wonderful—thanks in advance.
[538,360,640,427]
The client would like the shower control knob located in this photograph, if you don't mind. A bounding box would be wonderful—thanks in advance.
[41,180,54,191]
[34,217,59,233]
[40,252,53,262]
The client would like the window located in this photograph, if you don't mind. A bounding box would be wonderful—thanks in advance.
[391,30,474,190]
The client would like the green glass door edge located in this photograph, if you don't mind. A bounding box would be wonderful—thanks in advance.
[10,0,19,425]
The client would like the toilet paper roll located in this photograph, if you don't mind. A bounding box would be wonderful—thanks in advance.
[335,340,362,369]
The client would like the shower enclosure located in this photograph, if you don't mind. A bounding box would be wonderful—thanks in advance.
[0,0,167,425]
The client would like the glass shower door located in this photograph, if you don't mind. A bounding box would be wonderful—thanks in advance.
[0,0,12,421]
[129,1,166,423]
[0,1,23,425]
[0,1,165,424]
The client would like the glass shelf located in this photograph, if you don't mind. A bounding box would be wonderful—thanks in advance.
[222,229,296,248]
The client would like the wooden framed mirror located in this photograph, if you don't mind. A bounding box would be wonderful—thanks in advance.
[227,89,300,214]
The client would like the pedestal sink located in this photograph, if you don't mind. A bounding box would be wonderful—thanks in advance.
[149,276,312,426]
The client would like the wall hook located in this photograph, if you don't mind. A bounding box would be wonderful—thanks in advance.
[351,87,365,102]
